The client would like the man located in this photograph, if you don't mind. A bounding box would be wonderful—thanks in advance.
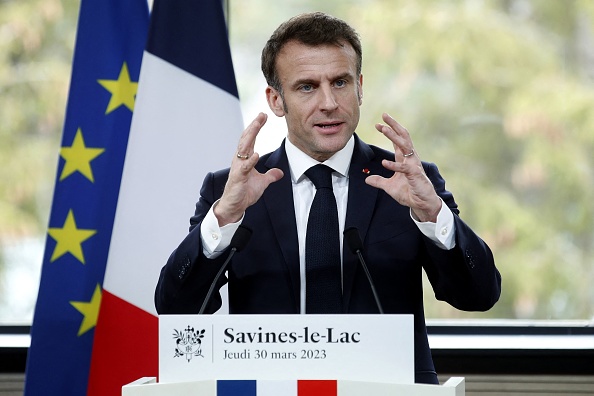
[155,12,501,384]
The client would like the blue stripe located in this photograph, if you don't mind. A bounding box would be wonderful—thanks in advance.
[146,0,239,98]
[217,380,257,396]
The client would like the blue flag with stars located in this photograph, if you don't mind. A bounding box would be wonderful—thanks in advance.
[24,0,149,394]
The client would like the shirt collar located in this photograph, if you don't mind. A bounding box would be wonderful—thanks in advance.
[285,135,355,183]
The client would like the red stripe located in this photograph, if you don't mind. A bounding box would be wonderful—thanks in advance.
[87,291,158,395]
[298,380,337,396]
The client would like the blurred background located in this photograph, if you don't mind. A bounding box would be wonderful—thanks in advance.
[1,0,593,324]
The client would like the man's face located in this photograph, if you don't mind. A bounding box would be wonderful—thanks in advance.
[266,40,363,162]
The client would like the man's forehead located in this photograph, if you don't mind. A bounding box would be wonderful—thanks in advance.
[278,39,355,56]
[276,40,358,71]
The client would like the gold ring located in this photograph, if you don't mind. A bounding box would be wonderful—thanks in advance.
[403,150,414,157]
[236,152,249,160]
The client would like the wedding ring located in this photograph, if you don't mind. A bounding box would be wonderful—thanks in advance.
[403,150,414,157]
[236,152,249,160]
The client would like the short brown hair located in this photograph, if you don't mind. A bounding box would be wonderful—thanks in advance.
[261,12,362,92]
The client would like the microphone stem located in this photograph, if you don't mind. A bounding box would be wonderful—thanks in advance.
[357,250,384,314]
[199,247,237,315]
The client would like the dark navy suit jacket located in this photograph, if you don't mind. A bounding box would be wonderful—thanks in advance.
[155,135,501,384]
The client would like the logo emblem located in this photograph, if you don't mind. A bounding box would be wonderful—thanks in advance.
[173,326,205,362]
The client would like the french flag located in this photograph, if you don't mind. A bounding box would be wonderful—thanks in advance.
[218,380,338,396]
[88,0,243,394]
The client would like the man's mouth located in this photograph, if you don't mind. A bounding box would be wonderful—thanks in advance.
[315,122,342,129]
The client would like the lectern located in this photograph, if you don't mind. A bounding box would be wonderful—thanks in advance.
[122,314,465,395]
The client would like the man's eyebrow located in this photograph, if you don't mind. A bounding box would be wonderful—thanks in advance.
[292,78,317,87]
[291,73,354,89]
[333,72,353,81]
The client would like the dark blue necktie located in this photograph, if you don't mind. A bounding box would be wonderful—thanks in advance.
[305,164,342,313]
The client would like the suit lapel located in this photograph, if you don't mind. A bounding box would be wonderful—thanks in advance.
[342,136,382,311]
[260,142,301,312]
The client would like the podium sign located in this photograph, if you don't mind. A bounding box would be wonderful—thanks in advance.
[158,314,413,384]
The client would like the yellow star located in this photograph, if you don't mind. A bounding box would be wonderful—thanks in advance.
[70,284,102,336]
[98,62,138,114]
[59,128,105,182]
[47,210,97,264]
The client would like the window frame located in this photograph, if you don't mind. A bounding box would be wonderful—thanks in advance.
[3,322,594,374]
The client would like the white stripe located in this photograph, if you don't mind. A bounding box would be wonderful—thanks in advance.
[103,51,243,314]
[257,380,297,396]
[429,334,594,349]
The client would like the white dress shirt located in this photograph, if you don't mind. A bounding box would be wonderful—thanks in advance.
[200,136,456,313]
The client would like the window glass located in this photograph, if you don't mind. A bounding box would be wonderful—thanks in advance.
[1,0,592,324]
[229,0,594,321]
[0,0,78,324]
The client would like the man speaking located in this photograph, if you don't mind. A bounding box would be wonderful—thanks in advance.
[155,12,501,384]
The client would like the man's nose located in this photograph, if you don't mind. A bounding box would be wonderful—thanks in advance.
[319,86,339,111]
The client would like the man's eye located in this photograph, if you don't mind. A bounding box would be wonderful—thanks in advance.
[300,84,313,92]
[335,80,347,88]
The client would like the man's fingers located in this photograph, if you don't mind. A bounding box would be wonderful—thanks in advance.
[364,174,389,191]
[243,112,267,137]
[375,121,405,148]
[382,113,409,138]
[237,152,260,173]
[237,112,268,158]
[376,114,418,160]
[264,168,284,185]
[380,159,399,172]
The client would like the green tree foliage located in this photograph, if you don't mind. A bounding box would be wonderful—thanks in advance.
[1,0,593,322]
[231,0,594,319]
[0,0,78,320]
[355,1,594,320]
[0,0,77,240]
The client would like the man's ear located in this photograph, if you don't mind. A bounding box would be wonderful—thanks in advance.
[358,74,363,106]
[266,86,286,117]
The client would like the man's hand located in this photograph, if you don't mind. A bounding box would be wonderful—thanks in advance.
[214,113,284,226]
[365,113,441,223]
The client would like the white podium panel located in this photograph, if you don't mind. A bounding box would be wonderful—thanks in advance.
[159,314,413,384]
[122,377,466,396]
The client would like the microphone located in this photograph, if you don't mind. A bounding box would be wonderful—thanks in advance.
[343,227,384,314]
[198,225,252,314]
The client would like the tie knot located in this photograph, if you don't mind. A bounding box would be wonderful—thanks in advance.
[305,164,334,190]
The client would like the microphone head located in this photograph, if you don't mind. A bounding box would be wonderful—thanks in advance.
[230,225,252,252]
[343,226,364,253]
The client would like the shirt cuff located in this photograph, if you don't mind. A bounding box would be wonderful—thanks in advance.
[411,199,456,250]
[201,200,243,258]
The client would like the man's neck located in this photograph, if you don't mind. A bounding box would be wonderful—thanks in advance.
[285,136,355,183]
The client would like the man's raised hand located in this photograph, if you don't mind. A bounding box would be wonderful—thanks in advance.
[214,113,284,226]
[365,113,441,223]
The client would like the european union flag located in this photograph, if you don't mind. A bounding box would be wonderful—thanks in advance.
[25,1,148,394]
